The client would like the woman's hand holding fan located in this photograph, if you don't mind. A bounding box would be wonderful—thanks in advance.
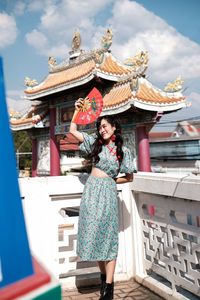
[72,87,103,125]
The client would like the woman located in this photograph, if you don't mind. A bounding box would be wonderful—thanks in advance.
[70,99,135,300]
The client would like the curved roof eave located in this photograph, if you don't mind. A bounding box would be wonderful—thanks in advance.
[102,98,188,115]
[10,123,34,131]
[24,70,122,100]
[95,70,123,81]
[133,99,188,112]
[24,73,96,100]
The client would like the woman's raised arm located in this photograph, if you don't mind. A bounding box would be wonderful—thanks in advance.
[69,99,84,142]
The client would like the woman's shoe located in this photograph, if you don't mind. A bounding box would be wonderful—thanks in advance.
[100,274,106,297]
[99,282,114,300]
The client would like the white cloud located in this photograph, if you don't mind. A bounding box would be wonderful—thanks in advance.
[24,0,200,87]
[6,90,31,114]
[14,1,26,15]
[27,0,46,12]
[24,0,200,118]
[110,0,200,85]
[25,0,114,57]
[40,0,114,32]
[26,29,48,54]
[0,13,18,49]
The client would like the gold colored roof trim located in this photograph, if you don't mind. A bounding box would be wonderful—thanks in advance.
[164,76,184,92]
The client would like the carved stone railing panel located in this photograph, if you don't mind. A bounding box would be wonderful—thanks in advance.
[20,176,135,288]
[20,173,200,297]
[137,192,200,296]
[50,190,131,279]
[50,194,81,277]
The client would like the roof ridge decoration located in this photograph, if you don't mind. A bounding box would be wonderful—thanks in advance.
[101,28,113,50]
[24,77,38,87]
[164,76,184,92]
[124,50,148,78]
[137,77,185,99]
[48,56,57,69]
[71,30,81,52]
[48,48,106,73]
[48,29,112,74]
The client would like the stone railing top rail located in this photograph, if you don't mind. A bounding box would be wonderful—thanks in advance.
[132,172,200,202]
[19,172,200,203]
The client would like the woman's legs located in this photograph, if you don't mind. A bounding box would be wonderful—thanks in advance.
[98,261,106,297]
[97,260,116,299]
[105,260,116,283]
[97,261,106,275]
[97,260,116,281]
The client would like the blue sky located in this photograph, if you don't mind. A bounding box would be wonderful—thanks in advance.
[0,0,200,130]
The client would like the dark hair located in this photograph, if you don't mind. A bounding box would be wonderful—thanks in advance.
[89,115,124,165]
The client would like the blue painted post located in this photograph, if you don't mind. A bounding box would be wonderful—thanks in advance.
[0,57,34,288]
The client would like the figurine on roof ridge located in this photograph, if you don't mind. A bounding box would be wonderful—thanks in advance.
[24,77,38,87]
[164,76,184,92]
[48,56,57,67]
[72,30,81,51]
[101,28,113,50]
[124,51,148,68]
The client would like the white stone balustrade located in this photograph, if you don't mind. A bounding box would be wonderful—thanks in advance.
[19,173,200,299]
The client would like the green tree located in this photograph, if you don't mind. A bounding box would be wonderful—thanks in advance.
[12,131,32,170]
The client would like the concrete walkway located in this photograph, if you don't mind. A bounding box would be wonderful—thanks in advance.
[62,279,164,300]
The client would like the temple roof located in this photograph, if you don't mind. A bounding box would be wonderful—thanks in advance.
[102,77,187,115]
[11,30,188,130]
[10,104,49,131]
[24,51,132,99]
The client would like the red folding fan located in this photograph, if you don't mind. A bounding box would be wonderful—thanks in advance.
[72,87,103,125]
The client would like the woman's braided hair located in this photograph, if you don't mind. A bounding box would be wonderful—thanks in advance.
[89,115,124,165]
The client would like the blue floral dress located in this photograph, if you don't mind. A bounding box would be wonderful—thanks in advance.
[77,132,135,261]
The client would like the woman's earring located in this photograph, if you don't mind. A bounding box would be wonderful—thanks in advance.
[111,134,116,142]
[98,138,103,144]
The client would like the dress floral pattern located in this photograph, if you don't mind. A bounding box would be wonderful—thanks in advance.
[77,132,135,261]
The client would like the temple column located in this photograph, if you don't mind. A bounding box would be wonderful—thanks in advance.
[136,125,151,172]
[50,105,60,176]
[31,137,37,177]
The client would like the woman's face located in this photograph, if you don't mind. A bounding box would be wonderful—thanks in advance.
[99,118,116,141]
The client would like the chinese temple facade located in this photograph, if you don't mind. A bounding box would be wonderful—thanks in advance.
[10,30,188,176]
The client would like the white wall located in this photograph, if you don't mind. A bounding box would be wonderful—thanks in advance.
[19,172,200,298]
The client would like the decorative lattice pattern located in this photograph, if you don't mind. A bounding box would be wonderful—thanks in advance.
[138,193,200,296]
[50,190,126,279]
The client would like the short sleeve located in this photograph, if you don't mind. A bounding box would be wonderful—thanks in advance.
[119,147,135,174]
[79,132,96,155]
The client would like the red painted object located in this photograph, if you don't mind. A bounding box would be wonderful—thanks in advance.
[0,258,51,300]
[73,87,103,125]
[137,125,151,172]
[50,106,60,176]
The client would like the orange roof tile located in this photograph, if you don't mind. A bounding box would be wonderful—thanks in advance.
[25,59,96,95]
[103,81,132,108]
[25,52,133,97]
[102,78,187,113]
[98,53,131,76]
[136,80,185,104]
